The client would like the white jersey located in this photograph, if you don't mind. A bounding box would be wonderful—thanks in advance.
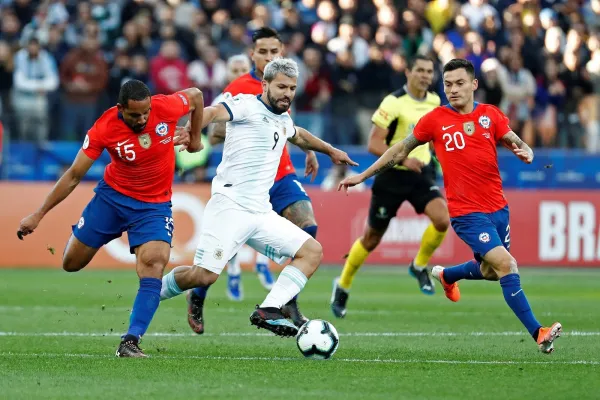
[212,93,296,213]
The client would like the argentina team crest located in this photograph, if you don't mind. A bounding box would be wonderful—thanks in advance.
[139,133,152,149]
[463,121,475,136]
[479,115,491,129]
[155,122,168,137]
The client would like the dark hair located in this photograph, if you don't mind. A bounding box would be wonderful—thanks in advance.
[443,58,475,78]
[407,54,434,70]
[118,79,151,107]
[252,27,282,45]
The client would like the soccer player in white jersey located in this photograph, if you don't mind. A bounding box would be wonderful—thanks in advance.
[160,58,357,337]
[207,53,272,301]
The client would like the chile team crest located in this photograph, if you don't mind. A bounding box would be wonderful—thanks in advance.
[463,121,475,136]
[479,115,491,129]
[155,122,169,137]
[139,133,152,149]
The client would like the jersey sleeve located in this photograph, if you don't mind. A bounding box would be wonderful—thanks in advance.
[412,112,435,143]
[82,121,105,160]
[154,92,191,121]
[371,95,401,129]
[220,94,250,122]
[491,105,512,141]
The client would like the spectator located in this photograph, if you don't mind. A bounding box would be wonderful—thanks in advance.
[150,40,189,95]
[477,58,503,107]
[218,21,249,60]
[0,12,22,50]
[115,21,148,56]
[59,35,108,139]
[46,24,70,65]
[327,18,369,69]
[328,49,359,145]
[129,54,150,85]
[536,58,566,147]
[20,4,51,47]
[0,40,14,122]
[401,10,433,60]
[356,44,393,144]
[12,37,58,142]
[497,53,537,146]
[187,45,227,105]
[107,51,130,105]
[296,46,331,138]
[461,0,499,31]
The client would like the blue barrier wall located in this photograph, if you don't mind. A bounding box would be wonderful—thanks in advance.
[1,142,599,189]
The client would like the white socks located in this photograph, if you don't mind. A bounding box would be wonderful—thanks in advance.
[260,265,307,309]
[227,254,241,276]
[160,269,183,301]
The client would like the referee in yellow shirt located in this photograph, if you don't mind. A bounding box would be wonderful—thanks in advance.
[331,55,450,318]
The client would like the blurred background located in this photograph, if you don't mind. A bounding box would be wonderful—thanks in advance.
[0,0,598,187]
[0,0,599,268]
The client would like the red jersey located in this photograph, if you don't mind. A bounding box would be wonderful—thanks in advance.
[222,70,296,181]
[412,103,511,217]
[82,92,191,203]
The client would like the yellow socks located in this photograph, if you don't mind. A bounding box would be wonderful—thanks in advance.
[414,223,447,268]
[339,239,370,290]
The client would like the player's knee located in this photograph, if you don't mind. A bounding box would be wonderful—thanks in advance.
[497,256,518,275]
[297,238,323,269]
[189,265,218,287]
[432,214,450,232]
[362,229,383,251]
[62,256,86,273]
[138,251,169,277]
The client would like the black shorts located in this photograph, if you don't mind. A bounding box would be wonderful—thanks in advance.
[368,165,443,231]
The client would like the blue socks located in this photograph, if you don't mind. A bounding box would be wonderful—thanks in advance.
[443,259,484,284]
[500,273,542,337]
[192,286,209,299]
[125,277,162,341]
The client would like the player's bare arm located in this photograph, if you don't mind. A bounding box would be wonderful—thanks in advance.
[367,125,389,157]
[201,103,233,128]
[208,122,227,145]
[501,131,534,164]
[338,134,424,192]
[292,126,320,182]
[18,150,95,239]
[368,124,424,173]
[180,88,204,153]
[288,126,358,167]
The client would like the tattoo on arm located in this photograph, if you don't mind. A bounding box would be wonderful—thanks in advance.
[501,130,534,160]
[364,134,424,179]
[502,131,525,148]
[401,134,422,154]
[372,159,397,175]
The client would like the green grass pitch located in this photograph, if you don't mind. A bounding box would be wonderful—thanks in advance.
[0,266,599,399]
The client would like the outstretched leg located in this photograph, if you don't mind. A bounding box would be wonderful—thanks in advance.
[117,241,170,358]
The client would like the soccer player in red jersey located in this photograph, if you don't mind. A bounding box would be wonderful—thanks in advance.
[185,28,318,332]
[338,59,562,354]
[17,80,205,357]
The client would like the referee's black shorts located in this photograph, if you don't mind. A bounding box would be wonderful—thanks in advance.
[368,164,443,232]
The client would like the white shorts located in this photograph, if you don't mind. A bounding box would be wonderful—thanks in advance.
[194,194,312,274]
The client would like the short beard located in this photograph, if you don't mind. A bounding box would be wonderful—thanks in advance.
[267,88,289,114]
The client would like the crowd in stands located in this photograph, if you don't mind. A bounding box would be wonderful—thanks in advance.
[0,0,598,152]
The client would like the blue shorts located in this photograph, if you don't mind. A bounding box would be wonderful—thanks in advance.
[269,173,311,215]
[72,179,173,253]
[450,205,510,262]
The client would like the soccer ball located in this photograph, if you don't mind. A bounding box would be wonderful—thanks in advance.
[296,319,339,359]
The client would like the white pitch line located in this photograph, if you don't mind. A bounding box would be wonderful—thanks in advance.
[0,352,597,365]
[0,331,599,337]
[0,306,585,318]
